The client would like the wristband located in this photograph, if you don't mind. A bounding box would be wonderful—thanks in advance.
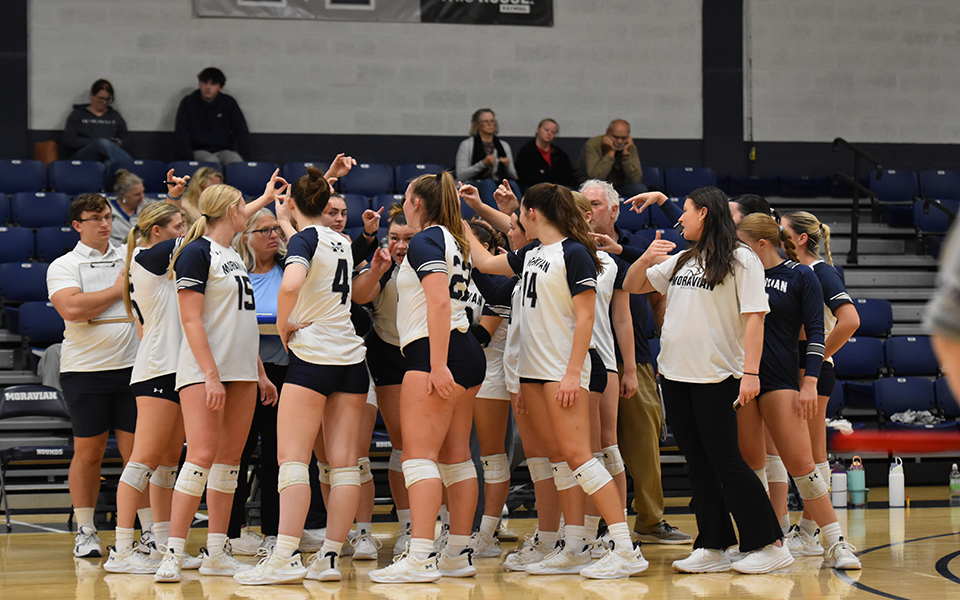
[743,372,759,377]
[362,230,377,238]
[167,193,183,201]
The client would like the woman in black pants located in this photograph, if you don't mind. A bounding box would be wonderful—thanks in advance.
[623,186,791,574]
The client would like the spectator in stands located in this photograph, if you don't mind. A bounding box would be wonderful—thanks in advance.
[514,118,574,192]
[175,67,250,167]
[455,108,520,201]
[62,79,132,163]
[575,120,645,196]
[110,169,155,246]
[181,166,223,227]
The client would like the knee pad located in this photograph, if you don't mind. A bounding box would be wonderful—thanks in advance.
[174,462,209,498]
[753,468,769,492]
[527,457,553,483]
[439,460,477,487]
[794,469,829,500]
[601,445,625,476]
[152,465,178,489]
[816,461,831,489]
[551,461,578,491]
[389,449,403,473]
[480,454,510,484]
[119,462,153,493]
[330,466,362,488]
[765,454,789,484]
[317,461,330,486]
[358,457,373,484]
[207,464,240,494]
[593,451,604,462]
[573,457,613,496]
[402,458,441,488]
[278,461,310,493]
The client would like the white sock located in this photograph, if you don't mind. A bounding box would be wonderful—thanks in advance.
[607,521,632,551]
[152,521,170,547]
[356,522,372,536]
[438,505,450,528]
[780,513,791,536]
[167,537,185,555]
[75,507,96,531]
[820,521,842,549]
[799,517,818,537]
[539,530,559,549]
[397,509,411,530]
[275,534,299,559]
[137,507,154,534]
[446,534,470,556]
[115,526,135,550]
[479,515,499,539]
[409,537,433,560]
[564,525,585,552]
[320,539,343,557]
[207,532,228,554]
[584,515,601,539]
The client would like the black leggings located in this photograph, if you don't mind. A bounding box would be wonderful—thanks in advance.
[661,376,782,553]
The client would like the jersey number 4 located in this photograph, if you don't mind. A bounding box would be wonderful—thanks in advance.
[234,275,255,310]
[332,259,350,305]
[522,272,538,308]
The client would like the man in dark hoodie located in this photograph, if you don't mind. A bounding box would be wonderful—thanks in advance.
[175,67,250,167]
[62,79,133,162]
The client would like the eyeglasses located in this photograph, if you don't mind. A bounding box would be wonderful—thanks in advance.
[93,94,113,103]
[77,214,114,224]
[251,225,282,237]
[478,119,497,124]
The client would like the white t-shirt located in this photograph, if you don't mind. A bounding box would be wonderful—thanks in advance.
[46,241,138,373]
[647,245,769,384]
[129,240,182,383]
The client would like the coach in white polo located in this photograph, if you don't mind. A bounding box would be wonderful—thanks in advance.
[47,193,139,558]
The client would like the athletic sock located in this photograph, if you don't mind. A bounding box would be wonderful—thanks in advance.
[438,505,450,528]
[607,522,632,551]
[446,534,470,556]
[207,533,228,554]
[397,509,411,530]
[152,521,171,547]
[800,517,819,537]
[75,507,96,531]
[275,534,299,559]
[479,515,499,539]
[780,513,791,536]
[356,522,372,536]
[115,526,136,551]
[137,507,154,534]
[167,537,186,555]
[320,539,343,557]
[820,521,842,549]
[539,530,559,549]
[564,525,586,552]
[584,515,602,539]
[409,537,433,560]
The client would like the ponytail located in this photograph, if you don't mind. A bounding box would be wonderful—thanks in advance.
[168,184,242,279]
[522,183,602,273]
[409,171,470,259]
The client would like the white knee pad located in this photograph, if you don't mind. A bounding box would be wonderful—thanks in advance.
[389,449,403,473]
[119,462,153,493]
[152,465,178,489]
[278,461,310,493]
[207,464,240,494]
[753,468,769,492]
[439,460,477,487]
[794,469,829,500]
[551,462,578,491]
[766,454,789,484]
[527,457,553,483]
[402,458,441,488]
[593,451,604,462]
[358,457,373,484]
[330,466,362,488]
[480,454,510,484]
[601,445,625,476]
[573,457,613,496]
[317,461,330,486]
[816,461,831,490]
[174,462,209,498]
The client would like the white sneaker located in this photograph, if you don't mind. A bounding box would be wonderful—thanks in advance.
[588,537,610,559]
[369,549,442,584]
[786,525,823,557]
[259,536,277,554]
[351,531,381,560]
[433,524,449,553]
[138,530,155,554]
[724,545,746,563]
[299,529,325,552]
[183,553,202,570]
[199,546,255,576]
[827,538,861,570]
[74,526,102,558]
[524,544,592,575]
[104,544,161,574]
[437,549,477,577]
[154,547,184,583]
[672,548,732,573]
[230,528,265,556]
[497,521,519,542]
[394,525,411,556]
[731,543,794,574]
[581,542,649,579]
[305,551,341,581]
[234,549,307,585]
[503,535,550,572]
[467,531,501,559]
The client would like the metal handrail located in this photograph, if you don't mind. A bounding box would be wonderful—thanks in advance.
[832,138,884,265]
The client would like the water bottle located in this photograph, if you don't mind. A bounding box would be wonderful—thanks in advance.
[832,458,847,508]
[848,456,866,507]
[950,464,960,507]
[888,457,905,508]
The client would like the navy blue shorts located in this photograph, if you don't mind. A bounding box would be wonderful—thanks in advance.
[61,368,137,438]
[131,374,180,404]
[758,361,800,398]
[588,349,606,394]
[285,353,369,397]
[366,330,406,387]
[402,330,485,390]
[817,362,836,397]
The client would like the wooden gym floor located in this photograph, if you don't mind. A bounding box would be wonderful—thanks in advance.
[2,488,960,599]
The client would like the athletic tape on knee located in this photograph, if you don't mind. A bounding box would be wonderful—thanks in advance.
[358,457,373,484]
[439,460,477,487]
[317,462,330,486]
[573,457,613,496]
[601,445,625,476]
[174,462,209,498]
[527,457,553,483]
[794,469,829,500]
[480,454,510,484]
[389,449,403,473]
[330,466,362,488]
[402,458,441,488]
[753,468,769,492]
[278,461,310,492]
[551,462,578,491]
[207,464,240,494]
[766,454,789,484]
[152,465,178,489]
[119,462,153,493]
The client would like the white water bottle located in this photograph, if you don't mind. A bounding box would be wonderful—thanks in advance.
[888,457,905,507]
[832,460,847,508]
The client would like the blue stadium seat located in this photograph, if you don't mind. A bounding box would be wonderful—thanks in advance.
[340,194,371,228]
[638,228,685,254]
[166,160,220,178]
[919,169,960,201]
[832,337,884,380]
[936,378,960,420]
[372,193,405,213]
[0,159,47,194]
[10,192,71,228]
[0,262,49,303]
[35,227,80,263]
[852,298,892,337]
[107,159,169,194]
[868,169,918,227]
[727,175,779,197]
[616,202,649,232]
[395,164,445,188]
[665,167,717,198]
[884,335,939,377]
[225,162,281,198]
[339,163,394,196]
[0,227,34,263]
[47,160,105,194]
[778,175,831,197]
[642,166,664,193]
[0,193,8,224]
[282,162,329,185]
[874,377,955,430]
[914,198,958,235]
[17,301,64,344]
[826,382,845,419]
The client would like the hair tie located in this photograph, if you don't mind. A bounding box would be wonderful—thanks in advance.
[435,171,443,183]
[779,225,784,232]
[201,213,211,220]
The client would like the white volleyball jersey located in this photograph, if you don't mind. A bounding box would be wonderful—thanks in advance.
[506,239,597,387]
[285,225,365,365]
[129,239,182,383]
[174,236,259,388]
[396,225,471,349]
[592,251,629,372]
[370,262,401,347]
[503,277,522,394]
[464,279,485,327]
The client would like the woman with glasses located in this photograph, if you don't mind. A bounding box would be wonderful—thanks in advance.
[62,79,132,162]
[456,109,520,202]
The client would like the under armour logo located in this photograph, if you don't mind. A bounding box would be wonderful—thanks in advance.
[154,388,163,394]
[808,473,820,482]
[575,473,583,480]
